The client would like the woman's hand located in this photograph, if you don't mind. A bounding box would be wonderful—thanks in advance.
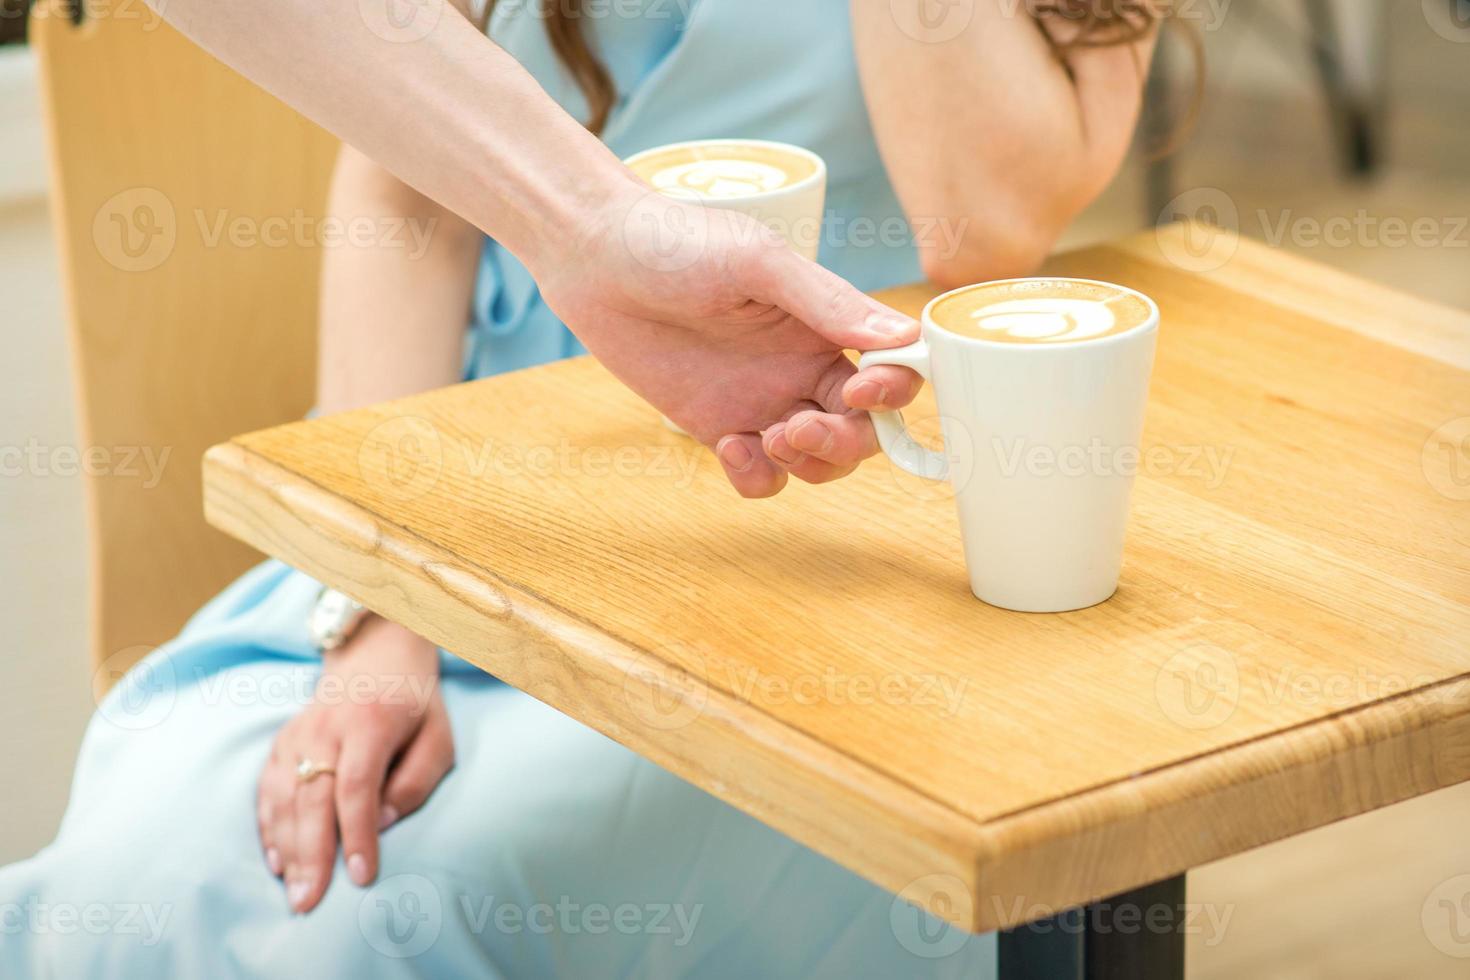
[538,188,926,498]
[257,617,453,914]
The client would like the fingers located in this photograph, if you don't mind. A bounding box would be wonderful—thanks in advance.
[759,357,927,482]
[334,720,397,889]
[761,419,862,484]
[750,248,919,351]
[842,365,925,412]
[289,741,341,914]
[257,754,294,881]
[765,430,859,485]
[777,410,879,465]
[382,696,455,826]
[257,642,449,916]
[715,434,788,499]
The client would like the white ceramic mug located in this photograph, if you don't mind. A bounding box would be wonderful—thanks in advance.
[859,278,1159,613]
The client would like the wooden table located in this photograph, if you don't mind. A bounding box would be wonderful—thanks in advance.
[203,223,1470,977]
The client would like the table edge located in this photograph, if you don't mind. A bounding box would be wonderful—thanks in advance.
[968,673,1470,923]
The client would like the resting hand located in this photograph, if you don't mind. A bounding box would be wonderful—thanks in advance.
[256,618,453,914]
[537,188,925,497]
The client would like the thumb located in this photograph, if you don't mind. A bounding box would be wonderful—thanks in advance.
[750,246,919,350]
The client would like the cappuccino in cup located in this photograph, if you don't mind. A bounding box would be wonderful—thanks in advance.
[623,139,826,260]
[860,278,1159,613]
[626,141,821,202]
[930,279,1154,345]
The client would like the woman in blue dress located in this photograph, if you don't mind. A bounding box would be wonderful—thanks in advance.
[1,0,1168,975]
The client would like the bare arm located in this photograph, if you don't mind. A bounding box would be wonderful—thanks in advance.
[315,145,481,413]
[853,1,1159,287]
[153,0,620,272]
[142,0,928,497]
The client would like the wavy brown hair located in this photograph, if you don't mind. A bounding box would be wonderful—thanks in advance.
[482,0,1196,141]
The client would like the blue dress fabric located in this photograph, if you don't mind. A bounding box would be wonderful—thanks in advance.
[0,1,995,976]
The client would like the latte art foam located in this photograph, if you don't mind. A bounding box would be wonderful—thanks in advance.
[648,159,791,199]
[966,297,1129,342]
[626,141,819,201]
[931,279,1154,345]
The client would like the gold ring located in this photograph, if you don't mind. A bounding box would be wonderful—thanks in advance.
[295,757,337,783]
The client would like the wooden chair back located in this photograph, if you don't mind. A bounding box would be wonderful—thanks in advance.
[31,0,337,683]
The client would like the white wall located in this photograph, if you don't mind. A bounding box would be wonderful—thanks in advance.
[0,46,48,204]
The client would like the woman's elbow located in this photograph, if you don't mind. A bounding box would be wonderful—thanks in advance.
[916,218,1057,291]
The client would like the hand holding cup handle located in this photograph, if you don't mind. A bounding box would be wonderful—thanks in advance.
[858,340,948,482]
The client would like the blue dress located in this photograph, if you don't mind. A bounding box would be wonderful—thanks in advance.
[0,1,996,976]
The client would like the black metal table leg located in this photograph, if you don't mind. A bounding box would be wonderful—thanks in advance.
[998,875,1187,980]
[997,904,1084,980]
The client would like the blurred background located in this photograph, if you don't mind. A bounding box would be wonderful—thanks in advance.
[1,1,1467,976]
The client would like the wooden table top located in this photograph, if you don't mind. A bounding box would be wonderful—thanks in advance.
[203,222,1470,932]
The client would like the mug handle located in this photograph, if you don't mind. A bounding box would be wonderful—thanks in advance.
[857,340,948,482]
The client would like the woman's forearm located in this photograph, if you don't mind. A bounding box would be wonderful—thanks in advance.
[148,0,634,277]
[853,2,1157,286]
[315,146,480,415]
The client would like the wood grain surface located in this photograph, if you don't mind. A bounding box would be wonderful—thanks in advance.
[203,224,1470,932]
